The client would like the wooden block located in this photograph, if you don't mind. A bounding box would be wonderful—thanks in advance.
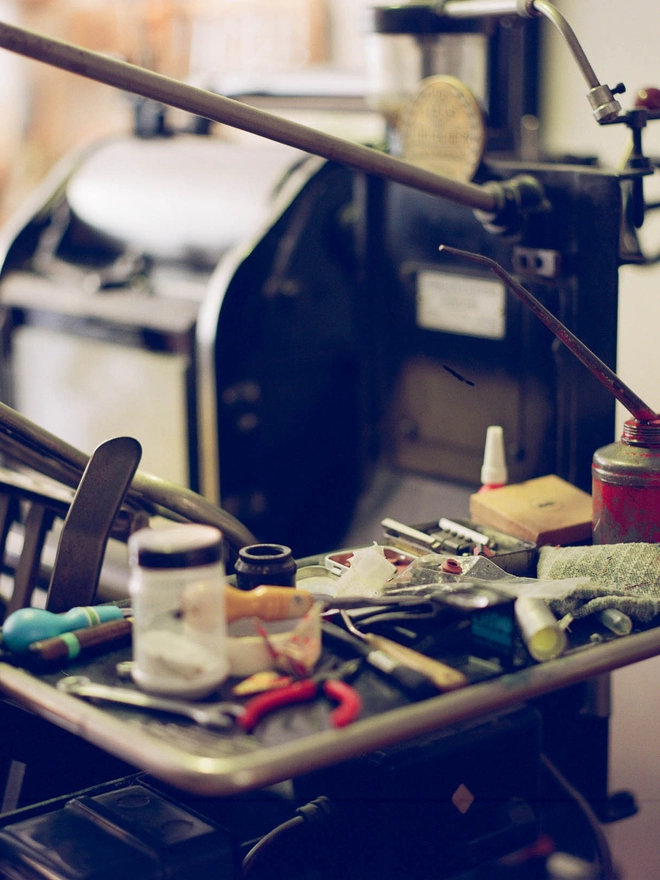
[469,474,592,546]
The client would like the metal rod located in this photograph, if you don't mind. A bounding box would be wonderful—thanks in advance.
[442,0,525,19]
[0,399,257,550]
[443,0,603,93]
[531,0,600,90]
[440,245,659,421]
[0,19,499,213]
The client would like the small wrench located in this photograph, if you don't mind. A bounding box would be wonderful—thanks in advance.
[56,675,244,730]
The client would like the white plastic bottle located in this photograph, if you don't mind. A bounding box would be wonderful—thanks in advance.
[129,524,229,698]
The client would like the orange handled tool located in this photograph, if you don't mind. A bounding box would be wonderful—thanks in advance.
[225,585,314,623]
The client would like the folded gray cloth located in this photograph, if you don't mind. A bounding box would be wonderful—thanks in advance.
[537,543,660,622]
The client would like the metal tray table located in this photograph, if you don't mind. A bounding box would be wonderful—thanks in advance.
[0,622,659,797]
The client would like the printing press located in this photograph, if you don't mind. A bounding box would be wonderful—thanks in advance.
[0,2,657,878]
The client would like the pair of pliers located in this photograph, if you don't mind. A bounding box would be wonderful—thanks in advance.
[238,657,362,733]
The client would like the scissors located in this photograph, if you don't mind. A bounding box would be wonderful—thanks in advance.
[238,656,362,733]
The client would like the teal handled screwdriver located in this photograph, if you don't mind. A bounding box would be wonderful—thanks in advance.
[2,605,125,653]
[3,586,313,656]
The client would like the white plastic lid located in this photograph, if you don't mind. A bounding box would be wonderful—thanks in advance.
[480,425,508,486]
[129,524,223,569]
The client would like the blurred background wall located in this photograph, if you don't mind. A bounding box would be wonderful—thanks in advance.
[0,0,375,225]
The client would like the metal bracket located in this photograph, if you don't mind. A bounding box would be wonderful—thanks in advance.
[512,246,561,279]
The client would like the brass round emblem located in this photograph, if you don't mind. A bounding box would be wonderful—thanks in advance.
[401,75,486,182]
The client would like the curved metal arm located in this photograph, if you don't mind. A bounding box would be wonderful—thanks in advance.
[0,399,258,551]
[531,0,622,122]
[529,0,599,90]
[439,0,622,123]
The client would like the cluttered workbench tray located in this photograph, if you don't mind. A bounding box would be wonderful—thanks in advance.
[2,557,660,798]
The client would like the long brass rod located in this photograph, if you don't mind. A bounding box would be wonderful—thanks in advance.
[441,245,659,421]
[0,19,499,213]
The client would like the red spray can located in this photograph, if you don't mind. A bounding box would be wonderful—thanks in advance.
[592,419,660,544]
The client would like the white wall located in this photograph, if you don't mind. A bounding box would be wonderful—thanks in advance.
[542,3,660,877]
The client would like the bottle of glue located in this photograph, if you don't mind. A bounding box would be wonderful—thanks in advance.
[129,524,229,698]
[478,425,508,493]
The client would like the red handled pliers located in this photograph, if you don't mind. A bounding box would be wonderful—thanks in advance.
[238,658,362,733]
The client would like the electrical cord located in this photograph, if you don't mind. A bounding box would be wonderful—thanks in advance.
[540,753,617,880]
[242,761,617,879]
[241,796,336,880]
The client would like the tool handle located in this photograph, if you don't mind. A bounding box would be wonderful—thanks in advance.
[225,585,314,623]
[58,678,205,715]
[365,648,439,700]
[27,618,132,665]
[322,621,438,700]
[387,663,442,700]
[323,680,362,727]
[366,633,468,692]
[3,605,124,653]
[238,679,318,732]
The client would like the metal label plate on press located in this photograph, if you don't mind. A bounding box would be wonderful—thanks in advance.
[416,270,506,339]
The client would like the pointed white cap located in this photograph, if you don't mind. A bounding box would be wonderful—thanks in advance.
[480,425,508,486]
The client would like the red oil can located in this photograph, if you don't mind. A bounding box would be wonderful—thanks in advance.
[592,419,660,544]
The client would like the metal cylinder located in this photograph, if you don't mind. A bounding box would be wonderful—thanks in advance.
[592,419,660,544]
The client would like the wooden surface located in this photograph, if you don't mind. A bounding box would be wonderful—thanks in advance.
[469,474,593,546]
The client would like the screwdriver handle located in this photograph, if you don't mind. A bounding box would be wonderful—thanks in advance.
[225,585,314,623]
[365,649,440,700]
[322,623,440,700]
[3,605,124,653]
[26,618,133,667]
[364,633,468,692]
